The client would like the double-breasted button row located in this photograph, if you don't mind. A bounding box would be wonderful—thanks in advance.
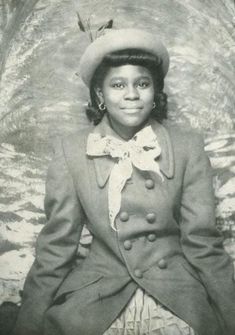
[124,234,156,250]
[134,262,167,279]
[120,211,156,224]
[134,262,166,279]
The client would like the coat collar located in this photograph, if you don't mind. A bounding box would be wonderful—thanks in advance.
[88,115,174,188]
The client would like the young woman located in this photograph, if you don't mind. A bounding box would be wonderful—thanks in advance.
[13,29,235,335]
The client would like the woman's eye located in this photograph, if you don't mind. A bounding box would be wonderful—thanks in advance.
[137,81,150,88]
[111,83,125,89]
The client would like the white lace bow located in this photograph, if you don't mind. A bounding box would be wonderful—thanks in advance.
[87,126,164,230]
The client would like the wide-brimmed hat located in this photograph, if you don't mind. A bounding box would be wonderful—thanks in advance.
[79,28,170,87]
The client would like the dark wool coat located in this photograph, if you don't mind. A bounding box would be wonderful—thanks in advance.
[13,117,235,335]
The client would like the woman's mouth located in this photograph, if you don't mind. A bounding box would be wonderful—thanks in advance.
[120,106,143,111]
[121,108,142,114]
[121,105,142,109]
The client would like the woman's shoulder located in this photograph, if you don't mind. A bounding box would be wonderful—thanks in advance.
[160,120,206,165]
[50,125,93,158]
[64,126,92,145]
[162,120,205,148]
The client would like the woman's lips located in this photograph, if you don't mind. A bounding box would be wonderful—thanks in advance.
[120,106,143,110]
[120,107,143,114]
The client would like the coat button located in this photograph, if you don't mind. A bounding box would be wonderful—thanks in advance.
[123,240,132,250]
[134,269,143,278]
[146,213,156,223]
[147,233,156,242]
[145,179,155,189]
[120,212,129,222]
[158,259,167,269]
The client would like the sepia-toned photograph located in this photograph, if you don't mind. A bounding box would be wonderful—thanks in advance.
[0,1,235,334]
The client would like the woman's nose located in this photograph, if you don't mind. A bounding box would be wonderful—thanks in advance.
[124,85,139,100]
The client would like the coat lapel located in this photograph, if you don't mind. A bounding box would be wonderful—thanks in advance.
[88,116,117,188]
[87,117,174,188]
[151,120,175,179]
[93,155,115,188]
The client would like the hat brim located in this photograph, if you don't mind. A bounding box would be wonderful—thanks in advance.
[79,28,170,87]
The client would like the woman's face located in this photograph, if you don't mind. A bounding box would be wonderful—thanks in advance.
[96,64,155,138]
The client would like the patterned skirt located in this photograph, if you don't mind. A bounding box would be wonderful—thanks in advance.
[103,288,196,335]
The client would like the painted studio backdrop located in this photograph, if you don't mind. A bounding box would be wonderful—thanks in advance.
[0,0,235,310]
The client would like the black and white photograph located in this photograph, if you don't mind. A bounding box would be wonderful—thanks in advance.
[0,1,235,335]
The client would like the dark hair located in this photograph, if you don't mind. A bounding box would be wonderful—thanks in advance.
[86,49,168,125]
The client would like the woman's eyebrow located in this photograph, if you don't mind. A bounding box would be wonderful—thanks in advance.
[109,77,125,81]
[109,76,152,81]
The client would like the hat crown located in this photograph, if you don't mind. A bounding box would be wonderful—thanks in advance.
[79,28,169,87]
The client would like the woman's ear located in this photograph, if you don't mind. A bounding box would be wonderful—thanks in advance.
[94,87,104,103]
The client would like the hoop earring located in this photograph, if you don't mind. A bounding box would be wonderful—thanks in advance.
[152,102,156,109]
[98,102,106,111]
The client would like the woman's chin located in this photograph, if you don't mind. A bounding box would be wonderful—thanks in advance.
[117,119,148,132]
[121,108,143,114]
[121,115,148,127]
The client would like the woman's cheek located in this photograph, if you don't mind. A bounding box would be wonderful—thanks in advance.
[105,92,122,107]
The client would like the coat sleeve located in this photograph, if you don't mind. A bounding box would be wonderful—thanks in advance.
[13,139,85,335]
[180,133,235,334]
